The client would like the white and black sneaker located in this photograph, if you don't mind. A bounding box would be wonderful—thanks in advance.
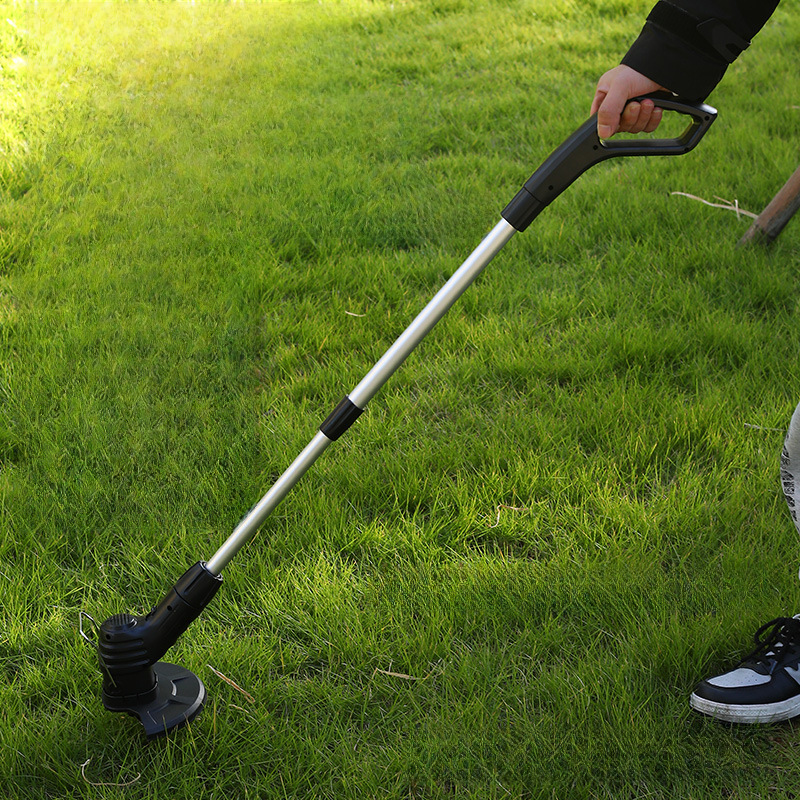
[690,616,800,723]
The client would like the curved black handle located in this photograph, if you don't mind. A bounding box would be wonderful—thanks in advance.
[502,93,717,231]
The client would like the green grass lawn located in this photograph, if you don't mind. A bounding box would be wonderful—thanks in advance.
[2,1,800,797]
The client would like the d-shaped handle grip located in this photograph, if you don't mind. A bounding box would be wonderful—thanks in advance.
[502,93,718,231]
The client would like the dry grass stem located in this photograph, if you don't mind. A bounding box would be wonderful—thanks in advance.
[373,668,421,681]
[80,759,141,787]
[744,423,784,432]
[489,504,531,528]
[670,191,757,219]
[207,665,256,704]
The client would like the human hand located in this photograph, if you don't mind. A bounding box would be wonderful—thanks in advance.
[591,65,669,139]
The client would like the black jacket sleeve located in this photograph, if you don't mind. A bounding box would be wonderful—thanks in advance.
[621,1,780,101]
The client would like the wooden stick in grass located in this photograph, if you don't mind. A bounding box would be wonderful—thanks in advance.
[739,164,800,246]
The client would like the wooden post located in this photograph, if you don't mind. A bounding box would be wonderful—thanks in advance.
[739,164,800,246]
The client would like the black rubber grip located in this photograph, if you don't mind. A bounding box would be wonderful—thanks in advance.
[502,93,717,232]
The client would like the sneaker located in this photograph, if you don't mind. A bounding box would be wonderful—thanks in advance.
[690,616,800,724]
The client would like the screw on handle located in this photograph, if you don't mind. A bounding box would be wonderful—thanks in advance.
[502,92,718,232]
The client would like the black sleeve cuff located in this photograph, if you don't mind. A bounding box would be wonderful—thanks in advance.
[647,2,750,64]
[621,23,728,102]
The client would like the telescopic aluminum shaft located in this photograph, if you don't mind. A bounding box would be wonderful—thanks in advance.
[205,218,516,575]
[205,96,719,577]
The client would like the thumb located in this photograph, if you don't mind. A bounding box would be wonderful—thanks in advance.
[596,81,630,140]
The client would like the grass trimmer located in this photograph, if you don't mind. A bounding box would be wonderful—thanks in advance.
[85,94,716,738]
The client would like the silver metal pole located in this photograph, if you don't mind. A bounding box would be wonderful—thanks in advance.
[349,219,516,408]
[206,432,332,574]
[205,218,517,575]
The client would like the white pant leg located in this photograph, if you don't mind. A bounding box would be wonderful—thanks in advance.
[781,401,800,544]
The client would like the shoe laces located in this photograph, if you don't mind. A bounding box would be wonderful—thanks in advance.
[742,617,800,674]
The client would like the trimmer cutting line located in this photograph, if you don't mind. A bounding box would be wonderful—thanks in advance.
[84,94,716,738]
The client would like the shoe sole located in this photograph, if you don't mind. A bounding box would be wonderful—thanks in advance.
[690,691,800,724]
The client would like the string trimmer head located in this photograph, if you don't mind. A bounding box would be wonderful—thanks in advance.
[94,562,221,737]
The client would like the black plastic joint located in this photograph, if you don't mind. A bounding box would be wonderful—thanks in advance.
[502,187,546,232]
[98,562,223,690]
[172,561,223,611]
[320,396,364,441]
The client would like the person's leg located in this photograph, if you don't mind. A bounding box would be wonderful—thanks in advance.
[781,401,800,540]
[690,401,800,723]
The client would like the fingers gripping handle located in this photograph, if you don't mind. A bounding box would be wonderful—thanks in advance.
[599,94,717,154]
[502,93,717,232]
